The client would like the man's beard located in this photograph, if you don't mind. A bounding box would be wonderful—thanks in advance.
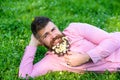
[43,34,70,56]
[43,34,64,50]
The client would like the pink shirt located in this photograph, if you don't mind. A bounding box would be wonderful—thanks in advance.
[19,23,120,78]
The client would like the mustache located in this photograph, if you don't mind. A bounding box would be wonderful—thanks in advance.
[50,34,64,47]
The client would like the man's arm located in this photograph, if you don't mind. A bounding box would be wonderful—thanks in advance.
[19,45,36,78]
[75,23,120,63]
[19,34,42,78]
[19,45,57,78]
[64,23,120,66]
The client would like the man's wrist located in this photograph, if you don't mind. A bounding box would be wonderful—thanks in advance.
[29,41,38,47]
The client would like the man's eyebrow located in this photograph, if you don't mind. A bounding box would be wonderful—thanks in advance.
[42,32,48,38]
[52,27,56,30]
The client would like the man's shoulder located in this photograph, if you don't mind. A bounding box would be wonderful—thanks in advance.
[64,22,87,30]
[63,23,84,34]
[69,22,83,26]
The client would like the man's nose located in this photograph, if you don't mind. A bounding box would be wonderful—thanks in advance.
[50,32,56,39]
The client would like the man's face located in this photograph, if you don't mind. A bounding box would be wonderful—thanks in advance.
[38,21,63,49]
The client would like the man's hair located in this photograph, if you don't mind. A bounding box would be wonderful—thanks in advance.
[31,16,51,39]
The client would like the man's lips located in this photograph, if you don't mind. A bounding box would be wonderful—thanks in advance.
[53,38,62,46]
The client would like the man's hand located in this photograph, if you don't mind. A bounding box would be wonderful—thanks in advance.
[29,34,42,47]
[64,51,91,67]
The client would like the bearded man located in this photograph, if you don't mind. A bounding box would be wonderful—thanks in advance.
[19,16,120,78]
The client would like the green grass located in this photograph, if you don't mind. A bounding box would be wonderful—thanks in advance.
[0,0,120,80]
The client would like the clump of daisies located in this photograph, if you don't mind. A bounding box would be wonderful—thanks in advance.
[52,37,70,56]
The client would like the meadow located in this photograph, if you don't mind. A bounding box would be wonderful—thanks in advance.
[0,0,120,79]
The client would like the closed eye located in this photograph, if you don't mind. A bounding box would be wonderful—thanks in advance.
[51,27,56,32]
[43,32,48,39]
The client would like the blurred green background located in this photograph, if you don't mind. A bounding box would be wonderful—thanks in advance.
[0,0,120,79]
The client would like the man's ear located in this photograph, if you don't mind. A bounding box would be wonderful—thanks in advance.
[39,41,43,46]
[34,34,43,46]
[38,39,44,46]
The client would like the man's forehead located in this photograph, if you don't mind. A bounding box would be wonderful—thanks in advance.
[48,21,56,26]
[38,22,56,36]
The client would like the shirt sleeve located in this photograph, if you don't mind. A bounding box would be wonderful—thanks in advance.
[65,23,120,63]
[19,46,54,78]
[19,46,36,78]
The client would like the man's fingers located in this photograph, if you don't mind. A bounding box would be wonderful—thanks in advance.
[67,62,71,65]
[64,58,71,66]
[64,54,70,65]
[64,57,69,62]
[64,54,73,66]
[64,54,68,58]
